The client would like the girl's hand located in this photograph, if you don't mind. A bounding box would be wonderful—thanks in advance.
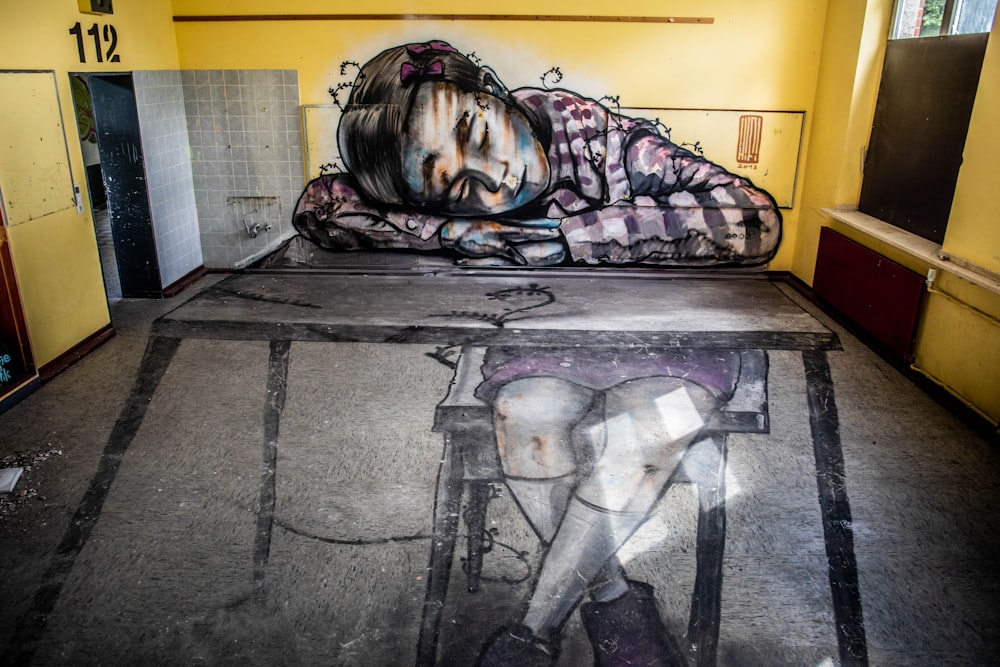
[440,219,566,266]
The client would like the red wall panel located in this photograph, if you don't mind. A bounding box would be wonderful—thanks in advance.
[814,227,925,360]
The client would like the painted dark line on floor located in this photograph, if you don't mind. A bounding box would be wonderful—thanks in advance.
[416,434,465,666]
[274,519,431,545]
[253,339,291,603]
[152,319,841,351]
[803,350,869,666]
[208,287,323,309]
[4,335,181,665]
[688,435,728,666]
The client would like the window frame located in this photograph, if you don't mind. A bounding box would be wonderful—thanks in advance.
[891,0,997,39]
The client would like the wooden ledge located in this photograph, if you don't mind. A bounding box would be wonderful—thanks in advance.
[821,208,1000,294]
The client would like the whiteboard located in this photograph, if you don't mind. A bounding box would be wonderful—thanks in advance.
[624,108,804,208]
[302,104,343,181]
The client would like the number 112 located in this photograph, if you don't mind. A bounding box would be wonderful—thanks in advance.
[69,22,120,64]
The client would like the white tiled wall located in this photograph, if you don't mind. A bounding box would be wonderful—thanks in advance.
[181,70,304,269]
[133,70,204,288]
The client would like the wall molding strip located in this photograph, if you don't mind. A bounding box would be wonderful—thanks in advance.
[174,14,714,24]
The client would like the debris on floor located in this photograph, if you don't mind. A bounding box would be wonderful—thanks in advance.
[0,466,23,493]
[0,447,62,519]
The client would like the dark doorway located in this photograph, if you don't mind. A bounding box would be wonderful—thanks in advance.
[70,73,119,302]
[87,74,162,298]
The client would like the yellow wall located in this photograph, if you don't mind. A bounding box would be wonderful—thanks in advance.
[0,0,181,366]
[791,0,890,284]
[916,273,1000,422]
[916,22,1000,423]
[944,22,1000,275]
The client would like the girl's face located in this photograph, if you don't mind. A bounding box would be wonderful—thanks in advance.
[402,82,550,216]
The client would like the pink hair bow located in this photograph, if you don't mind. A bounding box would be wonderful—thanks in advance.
[400,60,444,84]
[406,40,457,56]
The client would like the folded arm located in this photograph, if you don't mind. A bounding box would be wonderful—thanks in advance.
[292,174,447,252]
[560,131,782,266]
[293,173,566,265]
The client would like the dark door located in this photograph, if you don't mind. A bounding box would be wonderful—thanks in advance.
[89,74,161,297]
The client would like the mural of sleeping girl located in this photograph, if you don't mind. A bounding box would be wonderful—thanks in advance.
[293,40,782,267]
[293,40,785,666]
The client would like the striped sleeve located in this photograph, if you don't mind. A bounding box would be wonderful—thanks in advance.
[560,132,782,266]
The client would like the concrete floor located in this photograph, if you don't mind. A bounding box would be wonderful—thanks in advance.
[0,267,997,666]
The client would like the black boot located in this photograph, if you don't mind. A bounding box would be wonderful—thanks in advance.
[580,580,686,667]
[477,624,560,667]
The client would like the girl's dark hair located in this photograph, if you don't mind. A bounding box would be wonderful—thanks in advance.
[337,42,482,205]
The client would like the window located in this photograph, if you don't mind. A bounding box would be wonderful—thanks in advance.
[892,0,997,39]
[857,1,995,244]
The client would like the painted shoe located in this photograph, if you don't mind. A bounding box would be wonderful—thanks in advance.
[477,624,560,667]
[580,580,686,667]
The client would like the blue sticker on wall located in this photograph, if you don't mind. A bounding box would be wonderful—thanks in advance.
[0,355,12,384]
[0,338,12,385]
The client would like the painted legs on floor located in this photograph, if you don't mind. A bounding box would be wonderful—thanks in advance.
[481,375,718,665]
[494,377,632,603]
